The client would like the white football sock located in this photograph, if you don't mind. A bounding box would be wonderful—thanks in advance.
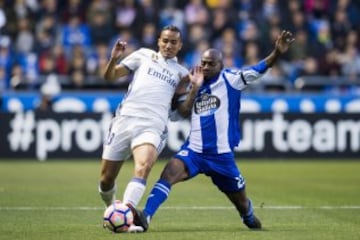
[99,183,117,207]
[123,178,146,208]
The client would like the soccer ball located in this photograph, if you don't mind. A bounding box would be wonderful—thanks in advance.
[103,201,134,233]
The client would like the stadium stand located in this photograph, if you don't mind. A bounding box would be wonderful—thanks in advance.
[0,0,359,93]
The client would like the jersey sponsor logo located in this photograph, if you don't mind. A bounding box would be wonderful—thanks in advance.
[147,67,177,88]
[194,93,220,116]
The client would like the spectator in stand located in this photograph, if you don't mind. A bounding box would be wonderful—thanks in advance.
[4,0,36,40]
[243,41,261,66]
[213,27,242,58]
[222,44,243,68]
[133,0,160,37]
[0,1,6,33]
[304,0,331,18]
[0,36,13,89]
[334,0,360,30]
[0,0,359,91]
[61,0,86,23]
[87,42,109,79]
[238,20,259,43]
[340,45,360,80]
[36,74,61,112]
[14,17,35,54]
[35,14,58,49]
[159,3,185,32]
[184,0,209,26]
[318,48,341,77]
[183,39,210,68]
[70,69,86,88]
[210,8,234,42]
[61,14,91,53]
[331,7,353,51]
[34,30,53,55]
[37,0,58,21]
[0,66,6,92]
[67,45,87,87]
[88,9,114,45]
[139,23,157,49]
[39,44,68,75]
[9,63,25,89]
[114,0,137,31]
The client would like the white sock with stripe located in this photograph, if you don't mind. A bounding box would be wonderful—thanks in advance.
[123,177,146,208]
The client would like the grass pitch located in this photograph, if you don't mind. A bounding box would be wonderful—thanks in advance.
[0,160,359,240]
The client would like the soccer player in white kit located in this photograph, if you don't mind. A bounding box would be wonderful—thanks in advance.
[98,25,204,227]
[134,30,295,232]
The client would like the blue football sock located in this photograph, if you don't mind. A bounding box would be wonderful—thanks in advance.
[143,179,171,218]
[242,199,255,222]
[245,199,254,217]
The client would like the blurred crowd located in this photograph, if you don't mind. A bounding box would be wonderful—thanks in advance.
[0,0,360,93]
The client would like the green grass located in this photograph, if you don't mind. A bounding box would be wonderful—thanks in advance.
[0,160,360,240]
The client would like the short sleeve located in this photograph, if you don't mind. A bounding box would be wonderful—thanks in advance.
[178,65,190,79]
[120,49,144,71]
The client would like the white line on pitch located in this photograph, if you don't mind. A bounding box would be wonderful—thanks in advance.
[0,206,360,211]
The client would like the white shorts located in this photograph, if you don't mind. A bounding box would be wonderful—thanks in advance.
[102,115,168,161]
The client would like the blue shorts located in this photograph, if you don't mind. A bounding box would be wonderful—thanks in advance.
[174,145,246,192]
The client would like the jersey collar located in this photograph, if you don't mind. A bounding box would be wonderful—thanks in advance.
[203,72,221,86]
[157,52,178,63]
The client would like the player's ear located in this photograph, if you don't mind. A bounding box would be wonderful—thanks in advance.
[157,37,161,48]
[219,61,224,69]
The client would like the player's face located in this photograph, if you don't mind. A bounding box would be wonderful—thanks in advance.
[201,56,222,79]
[158,30,182,59]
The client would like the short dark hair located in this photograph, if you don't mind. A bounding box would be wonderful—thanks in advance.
[160,25,182,39]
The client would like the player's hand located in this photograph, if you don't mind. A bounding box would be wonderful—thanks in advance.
[189,66,204,88]
[111,40,127,59]
[275,30,295,54]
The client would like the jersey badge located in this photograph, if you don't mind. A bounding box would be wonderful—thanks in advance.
[178,150,189,156]
[194,93,221,116]
[151,53,158,63]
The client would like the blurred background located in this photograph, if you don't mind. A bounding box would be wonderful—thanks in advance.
[0,0,360,160]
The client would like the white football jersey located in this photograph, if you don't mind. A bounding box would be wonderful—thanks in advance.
[115,48,189,126]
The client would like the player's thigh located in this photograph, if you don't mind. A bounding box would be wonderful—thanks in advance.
[131,119,167,165]
[102,116,133,161]
[211,173,246,192]
[131,118,167,154]
[174,147,201,179]
[209,161,245,192]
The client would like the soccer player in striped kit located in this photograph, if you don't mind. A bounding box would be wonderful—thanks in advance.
[135,30,295,232]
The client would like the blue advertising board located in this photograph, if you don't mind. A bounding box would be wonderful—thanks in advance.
[2,91,360,113]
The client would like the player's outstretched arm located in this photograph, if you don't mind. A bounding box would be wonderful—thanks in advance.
[239,30,295,87]
[264,30,295,67]
[176,66,204,118]
[104,40,130,81]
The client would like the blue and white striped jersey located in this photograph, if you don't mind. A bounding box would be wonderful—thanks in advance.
[186,61,268,154]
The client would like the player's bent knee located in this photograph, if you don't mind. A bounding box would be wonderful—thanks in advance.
[134,164,153,179]
[160,159,188,184]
